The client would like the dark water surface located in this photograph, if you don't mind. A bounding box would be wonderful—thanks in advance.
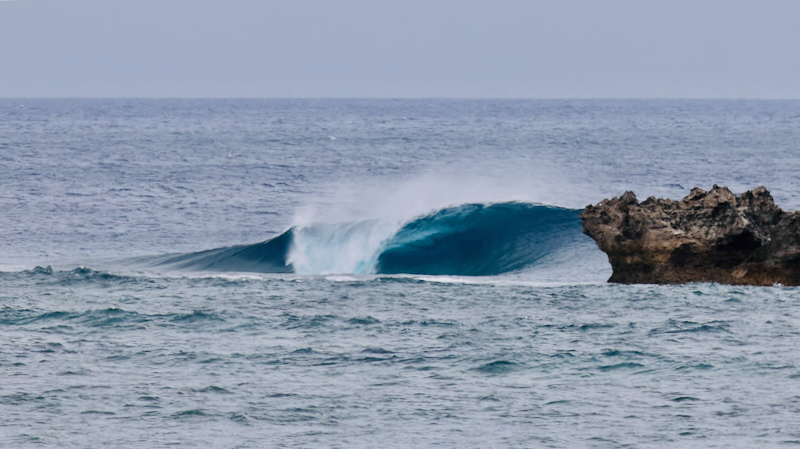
[2,99,800,447]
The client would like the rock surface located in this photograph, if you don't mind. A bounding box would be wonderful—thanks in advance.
[580,186,800,286]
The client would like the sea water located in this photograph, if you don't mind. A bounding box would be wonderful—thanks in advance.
[2,99,800,447]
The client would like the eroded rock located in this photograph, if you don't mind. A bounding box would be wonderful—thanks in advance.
[580,185,800,285]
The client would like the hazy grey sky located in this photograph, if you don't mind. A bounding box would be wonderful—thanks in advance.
[1,0,799,98]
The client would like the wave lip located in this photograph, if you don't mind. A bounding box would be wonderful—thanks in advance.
[149,201,587,277]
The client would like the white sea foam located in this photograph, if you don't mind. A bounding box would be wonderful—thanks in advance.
[287,219,402,275]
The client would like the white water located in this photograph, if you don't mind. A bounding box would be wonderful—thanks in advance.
[287,219,404,275]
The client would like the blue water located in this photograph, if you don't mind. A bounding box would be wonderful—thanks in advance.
[150,202,585,276]
[2,99,800,447]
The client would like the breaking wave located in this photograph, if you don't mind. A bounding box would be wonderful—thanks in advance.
[151,202,596,276]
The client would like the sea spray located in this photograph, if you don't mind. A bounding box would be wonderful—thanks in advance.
[252,168,595,275]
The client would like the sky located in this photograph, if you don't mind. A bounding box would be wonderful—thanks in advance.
[1,0,799,98]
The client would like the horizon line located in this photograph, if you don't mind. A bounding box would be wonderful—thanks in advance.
[2,96,799,101]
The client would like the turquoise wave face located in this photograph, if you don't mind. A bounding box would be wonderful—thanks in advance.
[150,202,586,276]
[376,203,583,276]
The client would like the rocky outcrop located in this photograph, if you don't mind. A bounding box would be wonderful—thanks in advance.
[580,186,800,286]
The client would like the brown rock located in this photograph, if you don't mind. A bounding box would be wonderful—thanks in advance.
[580,185,800,286]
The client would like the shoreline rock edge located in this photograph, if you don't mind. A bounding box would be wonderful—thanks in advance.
[580,186,800,286]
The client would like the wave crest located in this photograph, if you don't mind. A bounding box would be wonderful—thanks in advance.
[150,202,592,276]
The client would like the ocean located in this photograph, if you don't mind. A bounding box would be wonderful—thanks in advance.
[2,99,800,447]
